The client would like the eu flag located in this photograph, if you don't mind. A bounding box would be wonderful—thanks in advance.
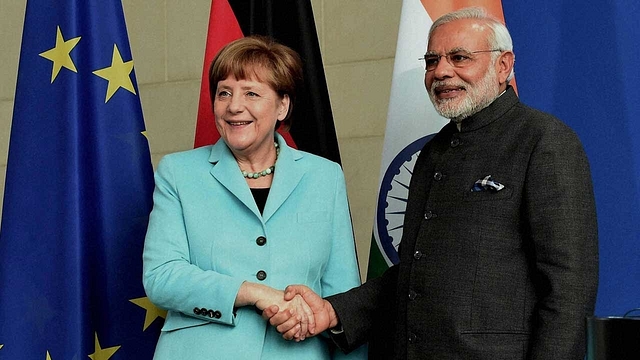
[0,0,163,358]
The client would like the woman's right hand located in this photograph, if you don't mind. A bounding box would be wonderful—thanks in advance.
[236,282,315,341]
[259,292,316,341]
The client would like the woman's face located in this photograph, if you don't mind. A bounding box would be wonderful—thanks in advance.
[213,71,289,158]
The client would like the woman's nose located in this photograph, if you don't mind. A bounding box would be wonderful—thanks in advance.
[227,94,244,113]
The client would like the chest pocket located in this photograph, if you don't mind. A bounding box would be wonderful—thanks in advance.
[463,186,513,202]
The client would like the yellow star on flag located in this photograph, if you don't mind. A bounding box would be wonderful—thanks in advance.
[39,26,81,83]
[130,297,167,331]
[92,44,136,103]
[0,344,3,350]
[46,350,51,360]
[88,332,120,360]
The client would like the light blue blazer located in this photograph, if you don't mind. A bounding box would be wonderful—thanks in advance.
[143,134,366,360]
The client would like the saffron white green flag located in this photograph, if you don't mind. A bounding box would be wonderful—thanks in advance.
[367,0,509,279]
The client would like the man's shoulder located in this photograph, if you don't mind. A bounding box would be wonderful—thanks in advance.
[511,102,576,134]
[507,102,585,151]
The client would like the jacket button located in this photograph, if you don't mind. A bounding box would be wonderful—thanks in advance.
[408,332,417,343]
[214,310,222,319]
[408,290,418,300]
[450,137,460,147]
[208,309,215,318]
[256,270,267,281]
[256,236,267,246]
[413,250,422,260]
[424,211,437,220]
[433,171,443,181]
[193,307,201,315]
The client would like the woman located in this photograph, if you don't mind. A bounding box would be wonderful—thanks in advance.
[143,36,366,359]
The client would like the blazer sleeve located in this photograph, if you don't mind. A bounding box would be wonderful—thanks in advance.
[524,123,599,359]
[142,155,244,327]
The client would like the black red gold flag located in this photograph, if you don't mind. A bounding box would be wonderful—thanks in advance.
[194,0,341,164]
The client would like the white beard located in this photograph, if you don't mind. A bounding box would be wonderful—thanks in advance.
[429,65,501,123]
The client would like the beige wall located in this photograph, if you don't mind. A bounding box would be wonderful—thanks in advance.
[0,0,403,280]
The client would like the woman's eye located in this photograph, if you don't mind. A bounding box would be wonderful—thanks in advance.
[218,90,231,97]
[247,91,259,97]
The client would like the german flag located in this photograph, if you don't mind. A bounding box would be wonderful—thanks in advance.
[194,0,340,164]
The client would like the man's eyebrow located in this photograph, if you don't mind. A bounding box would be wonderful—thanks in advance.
[446,47,467,53]
[425,47,468,56]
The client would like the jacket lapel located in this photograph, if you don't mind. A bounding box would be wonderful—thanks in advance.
[208,141,261,218]
[207,134,306,222]
[262,134,305,223]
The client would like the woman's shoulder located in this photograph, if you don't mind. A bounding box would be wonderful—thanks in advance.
[288,147,342,172]
[158,146,213,169]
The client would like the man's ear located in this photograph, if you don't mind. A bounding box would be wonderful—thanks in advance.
[496,51,515,85]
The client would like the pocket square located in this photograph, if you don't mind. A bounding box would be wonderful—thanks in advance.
[472,175,505,192]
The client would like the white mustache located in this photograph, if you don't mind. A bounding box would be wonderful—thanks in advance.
[431,81,468,93]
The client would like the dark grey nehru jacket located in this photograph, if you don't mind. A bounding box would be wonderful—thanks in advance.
[328,86,598,360]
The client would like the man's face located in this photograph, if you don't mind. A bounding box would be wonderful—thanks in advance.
[424,18,502,121]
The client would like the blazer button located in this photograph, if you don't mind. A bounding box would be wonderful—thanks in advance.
[408,290,418,300]
[433,171,443,181]
[413,250,423,260]
[408,332,417,343]
[214,310,222,319]
[450,137,460,147]
[424,211,437,220]
[208,309,215,318]
[256,236,267,246]
[193,307,201,315]
[256,270,267,281]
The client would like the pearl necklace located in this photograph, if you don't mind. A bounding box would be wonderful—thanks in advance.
[241,142,280,179]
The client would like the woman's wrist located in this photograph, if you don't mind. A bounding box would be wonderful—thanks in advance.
[236,281,269,308]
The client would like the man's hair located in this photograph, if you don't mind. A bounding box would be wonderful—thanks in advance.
[429,7,515,81]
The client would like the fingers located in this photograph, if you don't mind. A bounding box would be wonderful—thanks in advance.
[295,294,315,337]
[283,284,309,301]
[261,305,279,320]
[296,311,307,341]
[262,285,321,341]
[268,308,294,327]
[276,314,302,339]
[283,324,302,341]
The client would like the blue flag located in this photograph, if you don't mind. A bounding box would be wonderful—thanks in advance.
[0,0,163,358]
[501,1,640,317]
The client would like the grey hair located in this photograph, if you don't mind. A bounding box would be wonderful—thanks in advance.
[429,7,515,81]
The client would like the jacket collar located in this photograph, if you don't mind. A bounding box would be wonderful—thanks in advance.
[207,133,305,222]
[457,86,519,133]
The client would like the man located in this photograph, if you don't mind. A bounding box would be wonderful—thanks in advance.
[265,7,598,360]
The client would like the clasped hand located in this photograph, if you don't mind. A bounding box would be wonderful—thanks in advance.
[262,285,338,341]
[238,282,319,341]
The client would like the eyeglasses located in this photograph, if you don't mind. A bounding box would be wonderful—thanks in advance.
[419,49,502,71]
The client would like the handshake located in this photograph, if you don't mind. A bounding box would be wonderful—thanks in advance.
[260,285,339,342]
